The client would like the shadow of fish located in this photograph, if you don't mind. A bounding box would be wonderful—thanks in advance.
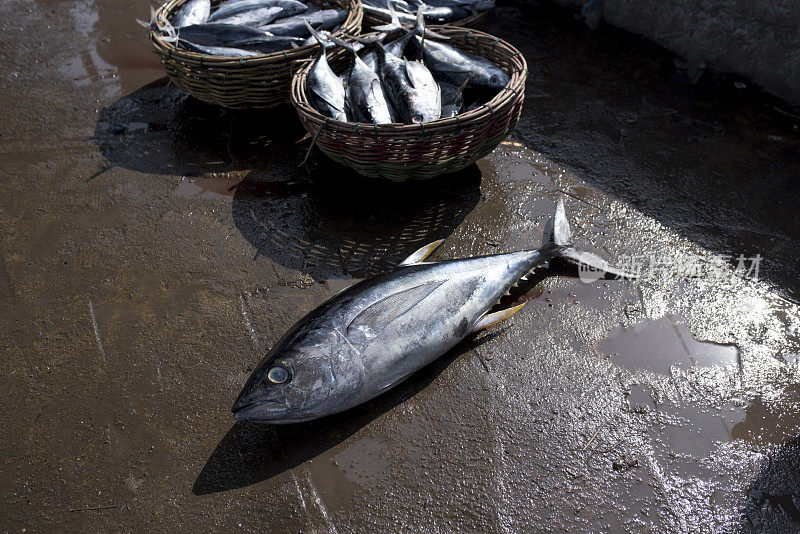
[232,200,632,424]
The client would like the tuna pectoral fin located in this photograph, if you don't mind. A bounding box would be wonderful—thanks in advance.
[398,239,444,266]
[347,280,444,335]
[472,303,526,333]
[311,85,342,115]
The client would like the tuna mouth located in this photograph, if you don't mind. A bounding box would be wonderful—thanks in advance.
[231,396,282,413]
[231,383,285,415]
[231,398,288,423]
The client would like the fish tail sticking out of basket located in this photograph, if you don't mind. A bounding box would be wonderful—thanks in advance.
[363,0,493,29]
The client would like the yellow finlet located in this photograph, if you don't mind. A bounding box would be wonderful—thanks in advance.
[471,303,526,334]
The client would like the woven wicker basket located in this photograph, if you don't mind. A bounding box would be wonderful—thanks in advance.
[150,0,363,109]
[291,26,527,181]
[363,8,488,30]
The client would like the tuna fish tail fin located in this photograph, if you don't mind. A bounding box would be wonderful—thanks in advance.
[372,0,403,31]
[324,31,364,56]
[549,197,635,280]
[412,6,449,41]
[551,197,573,247]
[305,19,336,55]
[141,6,178,43]
[350,34,388,45]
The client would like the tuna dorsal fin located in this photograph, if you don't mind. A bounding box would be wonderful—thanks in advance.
[347,280,444,335]
[472,303,526,333]
[398,239,444,266]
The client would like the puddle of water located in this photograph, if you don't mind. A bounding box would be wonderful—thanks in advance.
[498,161,556,185]
[653,401,746,475]
[730,385,800,447]
[329,437,390,486]
[303,455,361,514]
[646,385,800,479]
[627,384,654,412]
[601,315,739,374]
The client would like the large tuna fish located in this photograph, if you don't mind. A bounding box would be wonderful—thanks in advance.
[232,200,629,423]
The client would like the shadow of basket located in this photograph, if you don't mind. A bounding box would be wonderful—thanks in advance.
[92,77,307,179]
[231,165,482,279]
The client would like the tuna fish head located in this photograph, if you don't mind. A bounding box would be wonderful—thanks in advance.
[465,60,509,89]
[232,325,358,423]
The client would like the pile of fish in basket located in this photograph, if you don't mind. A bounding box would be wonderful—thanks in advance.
[148,0,363,108]
[147,0,527,180]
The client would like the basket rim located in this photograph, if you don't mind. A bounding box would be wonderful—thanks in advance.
[150,0,363,65]
[290,25,528,135]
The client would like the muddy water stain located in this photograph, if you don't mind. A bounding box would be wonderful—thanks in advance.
[601,315,739,374]
[644,386,800,481]
[626,384,654,412]
[652,401,746,477]
[730,385,800,446]
[302,457,360,514]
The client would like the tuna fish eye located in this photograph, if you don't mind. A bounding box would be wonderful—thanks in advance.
[490,75,499,85]
[267,366,290,384]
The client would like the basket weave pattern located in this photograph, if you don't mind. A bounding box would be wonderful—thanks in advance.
[151,0,363,109]
[291,26,527,181]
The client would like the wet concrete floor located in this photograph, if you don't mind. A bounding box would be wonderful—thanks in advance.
[1,0,800,532]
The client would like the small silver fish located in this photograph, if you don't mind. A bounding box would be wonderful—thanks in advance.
[209,6,285,26]
[418,35,510,89]
[327,38,394,124]
[208,0,306,21]
[232,200,631,424]
[176,23,303,53]
[180,41,261,56]
[260,9,346,36]
[377,45,441,123]
[305,22,347,121]
[173,0,211,27]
